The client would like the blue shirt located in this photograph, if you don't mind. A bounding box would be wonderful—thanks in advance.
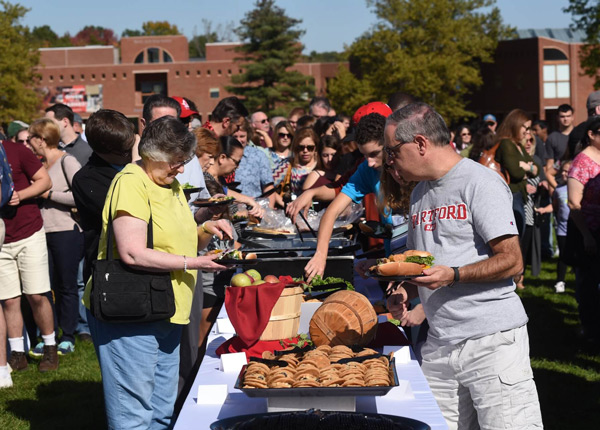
[341,160,394,253]
[236,145,274,198]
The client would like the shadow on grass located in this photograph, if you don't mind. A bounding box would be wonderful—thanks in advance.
[7,380,106,430]
[533,367,600,430]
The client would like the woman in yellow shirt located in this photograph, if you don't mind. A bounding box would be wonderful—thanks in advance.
[85,116,231,429]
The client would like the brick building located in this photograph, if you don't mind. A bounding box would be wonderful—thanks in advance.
[469,28,594,130]
[37,35,344,130]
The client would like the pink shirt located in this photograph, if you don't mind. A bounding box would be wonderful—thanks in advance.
[569,152,600,233]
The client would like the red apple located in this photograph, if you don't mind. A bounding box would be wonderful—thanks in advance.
[264,275,279,284]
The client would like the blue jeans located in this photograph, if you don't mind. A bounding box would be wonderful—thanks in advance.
[87,310,183,430]
[76,258,90,335]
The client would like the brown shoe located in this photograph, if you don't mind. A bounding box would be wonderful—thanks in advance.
[8,351,28,371]
[38,345,59,372]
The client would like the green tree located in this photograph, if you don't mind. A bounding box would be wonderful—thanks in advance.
[327,65,373,115]
[227,0,314,115]
[565,0,600,88]
[346,0,513,123]
[122,28,142,37]
[141,21,180,36]
[30,25,72,47]
[0,1,41,123]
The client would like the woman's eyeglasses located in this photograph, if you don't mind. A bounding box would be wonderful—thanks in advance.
[226,154,242,167]
[278,133,291,139]
[297,144,315,152]
[461,132,471,137]
[522,124,531,132]
[168,156,194,170]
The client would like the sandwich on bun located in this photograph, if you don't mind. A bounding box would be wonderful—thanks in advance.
[370,250,434,277]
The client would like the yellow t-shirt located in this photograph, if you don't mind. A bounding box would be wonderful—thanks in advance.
[84,163,198,324]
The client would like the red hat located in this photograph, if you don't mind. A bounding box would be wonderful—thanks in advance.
[352,102,392,126]
[172,96,199,118]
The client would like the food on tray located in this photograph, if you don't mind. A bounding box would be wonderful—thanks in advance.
[209,195,235,202]
[369,250,434,276]
[214,249,257,261]
[242,346,394,389]
[230,270,278,287]
[252,226,295,235]
[232,213,248,221]
[181,182,195,189]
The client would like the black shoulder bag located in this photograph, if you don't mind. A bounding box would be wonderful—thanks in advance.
[89,174,175,323]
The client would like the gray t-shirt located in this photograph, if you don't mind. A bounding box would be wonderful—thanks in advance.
[408,158,528,345]
[545,131,568,161]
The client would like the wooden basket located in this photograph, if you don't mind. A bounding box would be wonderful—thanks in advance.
[309,290,378,347]
[259,286,304,341]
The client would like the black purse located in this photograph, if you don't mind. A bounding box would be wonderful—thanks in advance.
[89,175,175,323]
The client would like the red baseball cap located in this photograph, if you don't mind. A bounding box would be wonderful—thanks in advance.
[352,102,392,126]
[172,96,199,118]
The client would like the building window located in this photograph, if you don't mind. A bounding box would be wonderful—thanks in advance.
[197,70,201,76]
[59,75,64,81]
[228,69,232,75]
[71,74,75,80]
[186,70,190,76]
[218,69,222,76]
[543,64,570,99]
[134,52,144,64]
[135,72,168,104]
[91,74,96,80]
[543,48,568,61]
[207,70,211,76]
[49,75,54,81]
[102,73,106,79]
[123,73,127,79]
[81,74,85,80]
[175,70,180,77]
[163,51,173,63]
[112,73,117,79]
[148,48,160,63]
[209,88,219,99]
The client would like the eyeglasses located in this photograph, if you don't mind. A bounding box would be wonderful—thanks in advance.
[17,139,26,144]
[226,154,242,166]
[384,142,403,159]
[168,156,194,170]
[297,144,315,152]
[461,132,471,136]
[522,124,531,132]
[26,136,39,143]
[278,132,291,139]
[257,118,268,124]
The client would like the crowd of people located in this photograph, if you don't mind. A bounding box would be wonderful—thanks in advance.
[0,85,597,430]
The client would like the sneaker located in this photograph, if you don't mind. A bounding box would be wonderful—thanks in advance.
[78,333,93,343]
[38,345,59,372]
[8,351,28,371]
[0,373,13,389]
[555,281,566,293]
[57,341,75,355]
[28,342,44,359]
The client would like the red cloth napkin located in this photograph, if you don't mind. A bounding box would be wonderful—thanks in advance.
[224,276,296,345]
[216,336,301,360]
[366,321,410,348]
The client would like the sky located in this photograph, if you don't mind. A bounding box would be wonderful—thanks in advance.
[17,0,574,54]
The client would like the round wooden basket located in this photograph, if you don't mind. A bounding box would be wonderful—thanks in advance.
[309,290,378,347]
[259,286,304,341]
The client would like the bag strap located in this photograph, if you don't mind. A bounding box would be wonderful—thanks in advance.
[59,154,73,190]
[104,173,154,262]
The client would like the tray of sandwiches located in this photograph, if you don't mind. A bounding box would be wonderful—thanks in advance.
[235,345,398,397]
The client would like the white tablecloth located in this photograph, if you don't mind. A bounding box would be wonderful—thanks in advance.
[174,332,448,430]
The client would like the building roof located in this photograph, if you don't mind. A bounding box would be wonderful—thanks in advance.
[516,28,587,43]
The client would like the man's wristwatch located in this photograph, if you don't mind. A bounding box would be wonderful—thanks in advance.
[447,267,460,288]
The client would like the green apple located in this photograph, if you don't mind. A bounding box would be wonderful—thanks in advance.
[251,280,264,286]
[245,269,261,281]
[231,273,253,287]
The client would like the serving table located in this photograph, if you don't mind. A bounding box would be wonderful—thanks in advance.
[173,315,448,429]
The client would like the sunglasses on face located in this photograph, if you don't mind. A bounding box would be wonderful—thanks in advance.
[461,132,471,136]
[278,132,291,139]
[17,139,26,144]
[297,144,315,152]
[258,118,268,124]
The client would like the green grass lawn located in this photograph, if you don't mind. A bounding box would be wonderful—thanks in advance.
[1,259,598,429]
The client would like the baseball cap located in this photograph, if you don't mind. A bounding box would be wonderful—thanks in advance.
[172,96,199,118]
[352,102,392,126]
[586,91,600,111]
[483,114,496,123]
[7,120,29,139]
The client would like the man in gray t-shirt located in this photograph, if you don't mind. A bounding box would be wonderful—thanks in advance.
[383,103,542,429]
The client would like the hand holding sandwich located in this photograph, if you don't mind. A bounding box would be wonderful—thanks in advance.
[411,265,456,290]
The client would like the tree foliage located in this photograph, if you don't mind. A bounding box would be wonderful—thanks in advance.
[189,19,235,58]
[141,21,180,36]
[345,0,513,123]
[565,0,600,89]
[71,25,117,46]
[0,1,41,123]
[227,0,314,116]
[30,25,71,47]
[304,51,345,63]
[327,65,373,116]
